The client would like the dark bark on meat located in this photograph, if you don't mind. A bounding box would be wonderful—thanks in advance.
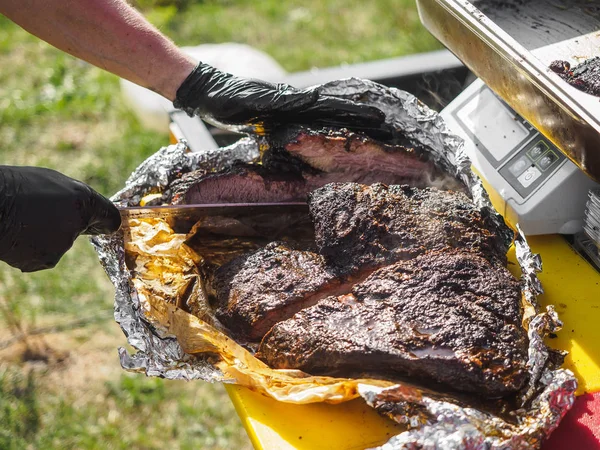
[212,242,363,341]
[309,183,509,273]
[550,58,600,97]
[210,182,508,343]
[256,251,528,398]
[168,120,524,397]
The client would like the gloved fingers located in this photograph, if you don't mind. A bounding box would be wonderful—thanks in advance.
[265,85,320,112]
[16,253,63,273]
[292,95,386,126]
[0,165,120,272]
[82,191,122,235]
[173,61,391,139]
[209,83,319,123]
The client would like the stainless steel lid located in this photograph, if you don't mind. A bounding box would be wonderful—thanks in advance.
[417,0,600,181]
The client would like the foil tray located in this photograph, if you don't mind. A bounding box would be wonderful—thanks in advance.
[92,79,576,449]
[416,0,600,182]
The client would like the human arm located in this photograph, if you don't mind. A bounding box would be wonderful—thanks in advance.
[0,1,385,272]
[0,0,195,101]
[0,0,385,128]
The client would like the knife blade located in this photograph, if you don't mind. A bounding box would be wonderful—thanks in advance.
[119,202,309,229]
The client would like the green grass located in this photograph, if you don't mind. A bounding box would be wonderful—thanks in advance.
[0,366,250,449]
[148,0,441,72]
[0,1,441,448]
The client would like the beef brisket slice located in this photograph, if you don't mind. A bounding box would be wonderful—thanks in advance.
[173,164,309,205]
[173,127,464,205]
[276,127,460,189]
[309,183,508,272]
[257,251,528,397]
[212,242,355,341]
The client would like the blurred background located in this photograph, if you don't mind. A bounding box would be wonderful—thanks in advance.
[0,1,442,448]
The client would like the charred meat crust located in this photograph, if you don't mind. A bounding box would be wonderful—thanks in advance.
[212,242,337,341]
[210,182,508,345]
[170,123,525,397]
[309,183,509,273]
[550,57,600,97]
[200,182,523,396]
[256,250,528,398]
[211,242,375,342]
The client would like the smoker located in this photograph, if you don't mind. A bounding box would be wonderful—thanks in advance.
[164,1,600,448]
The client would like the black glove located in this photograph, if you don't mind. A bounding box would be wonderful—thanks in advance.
[173,62,387,133]
[0,166,121,272]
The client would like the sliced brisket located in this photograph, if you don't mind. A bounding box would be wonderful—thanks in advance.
[170,122,524,397]
[171,127,463,205]
[256,251,527,397]
[212,242,360,341]
[172,164,309,205]
[309,183,508,272]
[271,127,457,189]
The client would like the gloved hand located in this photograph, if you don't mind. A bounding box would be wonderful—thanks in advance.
[173,62,387,133]
[0,166,121,272]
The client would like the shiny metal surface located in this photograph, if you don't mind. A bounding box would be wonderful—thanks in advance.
[470,0,598,50]
[416,0,600,182]
[119,202,309,229]
[584,189,600,248]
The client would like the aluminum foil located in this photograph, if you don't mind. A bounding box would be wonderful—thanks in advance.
[362,367,576,450]
[92,137,261,381]
[92,78,576,448]
[111,138,260,207]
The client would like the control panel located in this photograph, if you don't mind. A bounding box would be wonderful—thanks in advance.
[451,85,566,201]
[441,78,599,235]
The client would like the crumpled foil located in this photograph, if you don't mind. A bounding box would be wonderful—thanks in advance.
[92,78,576,448]
[111,138,260,207]
[361,367,576,450]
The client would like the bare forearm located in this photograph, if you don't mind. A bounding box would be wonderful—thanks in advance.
[0,0,195,100]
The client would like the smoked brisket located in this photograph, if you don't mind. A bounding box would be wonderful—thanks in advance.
[212,242,358,341]
[171,123,525,397]
[171,127,462,205]
[256,251,527,397]
[309,183,508,272]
